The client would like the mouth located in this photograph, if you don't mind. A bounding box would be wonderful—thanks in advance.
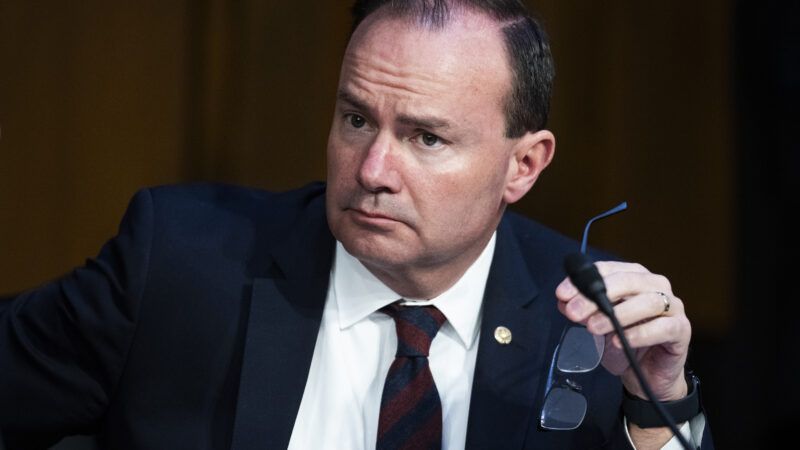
[352,209,393,220]
[347,208,403,228]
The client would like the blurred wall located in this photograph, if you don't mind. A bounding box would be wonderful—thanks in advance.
[0,1,190,292]
[0,0,733,331]
[1,0,738,447]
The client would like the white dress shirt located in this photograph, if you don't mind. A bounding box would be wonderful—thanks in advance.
[287,234,496,450]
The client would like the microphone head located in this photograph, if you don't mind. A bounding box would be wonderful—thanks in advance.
[564,252,607,300]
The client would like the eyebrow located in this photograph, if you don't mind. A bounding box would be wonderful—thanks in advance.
[397,113,452,131]
[337,89,373,116]
[337,89,453,131]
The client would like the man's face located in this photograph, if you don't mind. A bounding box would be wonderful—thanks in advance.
[326,11,533,289]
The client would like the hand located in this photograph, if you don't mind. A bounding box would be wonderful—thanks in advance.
[555,261,691,402]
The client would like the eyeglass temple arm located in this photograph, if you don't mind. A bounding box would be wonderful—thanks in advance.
[580,201,628,254]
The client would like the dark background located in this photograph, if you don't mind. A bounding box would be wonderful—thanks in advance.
[0,1,796,448]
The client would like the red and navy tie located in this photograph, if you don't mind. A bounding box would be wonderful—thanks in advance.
[377,303,447,450]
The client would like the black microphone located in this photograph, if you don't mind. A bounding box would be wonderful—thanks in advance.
[564,253,613,317]
[564,252,694,450]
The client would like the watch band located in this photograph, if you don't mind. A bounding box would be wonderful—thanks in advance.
[623,372,701,428]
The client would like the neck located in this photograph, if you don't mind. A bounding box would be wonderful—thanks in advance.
[361,233,495,299]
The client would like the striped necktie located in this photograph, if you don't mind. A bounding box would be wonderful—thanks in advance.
[377,303,447,450]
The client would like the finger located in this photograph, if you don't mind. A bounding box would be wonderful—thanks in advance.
[557,295,598,325]
[555,276,601,323]
[609,315,692,352]
[601,271,673,305]
[556,261,674,323]
[558,262,670,304]
[599,334,633,376]
[593,261,651,277]
[556,275,670,325]
[586,292,684,335]
[555,261,647,299]
[555,277,578,301]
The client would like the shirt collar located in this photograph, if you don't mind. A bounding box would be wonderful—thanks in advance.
[333,233,496,350]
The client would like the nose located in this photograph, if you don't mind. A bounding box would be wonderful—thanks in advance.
[357,131,401,194]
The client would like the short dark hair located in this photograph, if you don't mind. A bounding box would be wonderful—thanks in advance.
[350,0,554,138]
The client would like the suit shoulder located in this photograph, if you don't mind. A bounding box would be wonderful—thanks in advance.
[131,182,324,225]
[502,210,578,252]
[501,210,619,263]
[144,182,324,211]
[119,182,327,253]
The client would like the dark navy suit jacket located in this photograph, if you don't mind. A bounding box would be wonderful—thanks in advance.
[0,183,711,449]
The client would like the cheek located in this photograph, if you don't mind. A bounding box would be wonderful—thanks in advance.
[442,154,508,199]
[327,139,357,187]
[415,161,505,227]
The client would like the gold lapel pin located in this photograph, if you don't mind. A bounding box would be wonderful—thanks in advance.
[494,326,512,345]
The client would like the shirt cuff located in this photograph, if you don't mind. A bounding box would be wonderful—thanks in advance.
[624,413,706,449]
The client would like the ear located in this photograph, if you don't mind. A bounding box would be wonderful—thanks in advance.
[503,129,555,204]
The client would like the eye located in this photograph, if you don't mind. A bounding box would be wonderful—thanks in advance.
[414,132,446,150]
[421,133,440,146]
[346,114,366,129]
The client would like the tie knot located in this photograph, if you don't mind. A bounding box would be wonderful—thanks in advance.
[381,303,447,357]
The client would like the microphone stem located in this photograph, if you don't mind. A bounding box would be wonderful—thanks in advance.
[597,292,694,450]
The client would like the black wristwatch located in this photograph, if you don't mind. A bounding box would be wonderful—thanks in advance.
[623,372,702,428]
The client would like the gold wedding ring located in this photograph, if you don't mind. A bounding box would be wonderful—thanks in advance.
[656,291,671,314]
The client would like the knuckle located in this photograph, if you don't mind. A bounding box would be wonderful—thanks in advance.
[653,274,672,291]
[667,315,692,340]
[566,299,590,321]
[679,315,692,336]
[668,319,681,337]
[628,326,646,345]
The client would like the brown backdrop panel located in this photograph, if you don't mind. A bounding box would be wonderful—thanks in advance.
[184,1,347,188]
[0,1,188,292]
[0,1,732,335]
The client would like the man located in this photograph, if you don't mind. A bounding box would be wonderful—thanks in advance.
[0,0,710,449]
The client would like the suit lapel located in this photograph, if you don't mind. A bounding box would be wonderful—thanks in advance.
[465,218,558,450]
[231,191,334,450]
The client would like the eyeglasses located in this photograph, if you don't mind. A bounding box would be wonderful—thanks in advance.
[539,201,627,431]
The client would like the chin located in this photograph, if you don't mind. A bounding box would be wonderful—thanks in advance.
[338,230,415,268]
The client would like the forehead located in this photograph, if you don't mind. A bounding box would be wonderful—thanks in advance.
[340,11,512,117]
